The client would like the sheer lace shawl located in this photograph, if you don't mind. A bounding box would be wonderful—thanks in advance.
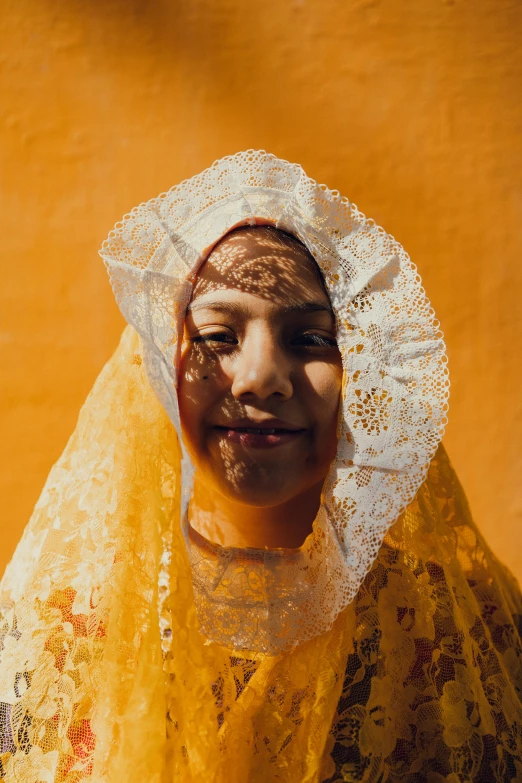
[0,328,520,782]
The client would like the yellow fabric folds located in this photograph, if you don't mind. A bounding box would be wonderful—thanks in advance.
[1,326,521,782]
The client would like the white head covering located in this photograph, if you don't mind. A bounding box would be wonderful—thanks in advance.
[100,149,449,653]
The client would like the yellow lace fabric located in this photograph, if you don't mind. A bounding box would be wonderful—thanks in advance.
[1,327,521,782]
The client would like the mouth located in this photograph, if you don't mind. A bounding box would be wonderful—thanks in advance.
[212,421,307,450]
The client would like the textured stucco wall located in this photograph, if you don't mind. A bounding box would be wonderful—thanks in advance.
[1,0,521,577]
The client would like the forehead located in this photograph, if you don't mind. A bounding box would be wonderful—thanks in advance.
[192,227,329,306]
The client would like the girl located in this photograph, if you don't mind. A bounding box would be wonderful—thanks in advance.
[1,150,521,782]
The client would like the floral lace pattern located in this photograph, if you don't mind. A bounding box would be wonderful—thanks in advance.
[322,447,522,782]
[100,149,449,652]
[0,330,174,781]
[163,437,522,782]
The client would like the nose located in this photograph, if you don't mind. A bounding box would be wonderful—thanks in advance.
[230,327,293,401]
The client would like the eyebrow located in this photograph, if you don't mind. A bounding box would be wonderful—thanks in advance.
[186,300,333,316]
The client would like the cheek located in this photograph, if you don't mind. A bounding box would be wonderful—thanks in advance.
[303,363,343,426]
[177,346,222,457]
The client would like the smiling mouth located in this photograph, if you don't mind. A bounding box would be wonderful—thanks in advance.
[213,426,306,449]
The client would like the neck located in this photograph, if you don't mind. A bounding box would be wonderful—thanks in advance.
[188,476,323,549]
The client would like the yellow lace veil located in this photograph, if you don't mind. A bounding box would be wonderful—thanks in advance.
[1,152,522,782]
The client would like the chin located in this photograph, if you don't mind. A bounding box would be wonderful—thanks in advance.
[221,479,302,509]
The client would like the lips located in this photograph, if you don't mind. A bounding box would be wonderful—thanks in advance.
[212,420,306,450]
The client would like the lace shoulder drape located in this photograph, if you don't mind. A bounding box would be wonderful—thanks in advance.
[1,327,520,781]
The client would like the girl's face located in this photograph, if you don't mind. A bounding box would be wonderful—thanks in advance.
[178,227,343,508]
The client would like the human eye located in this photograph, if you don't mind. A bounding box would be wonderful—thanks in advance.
[292,332,338,349]
[191,329,237,346]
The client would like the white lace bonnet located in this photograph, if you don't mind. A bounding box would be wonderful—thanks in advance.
[100,150,449,654]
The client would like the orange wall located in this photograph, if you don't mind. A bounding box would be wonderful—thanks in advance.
[1,0,521,578]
